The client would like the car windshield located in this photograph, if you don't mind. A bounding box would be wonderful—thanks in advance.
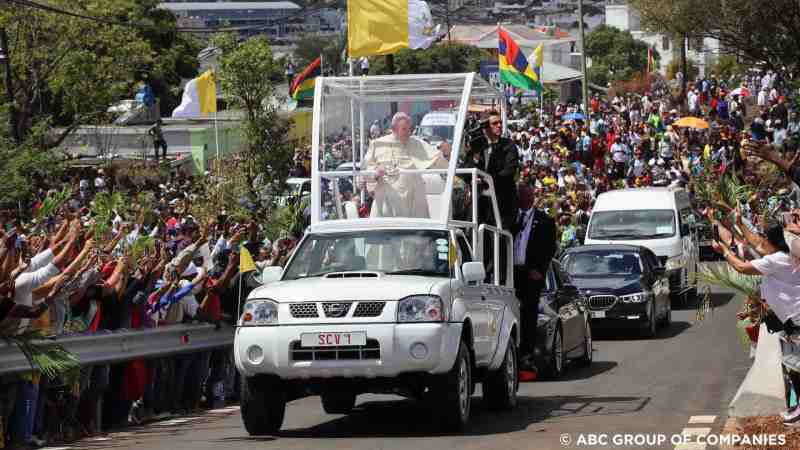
[587,210,676,240]
[283,230,452,280]
[416,125,454,143]
[562,250,642,276]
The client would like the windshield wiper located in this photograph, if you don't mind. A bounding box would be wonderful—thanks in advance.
[289,272,327,280]
[591,233,639,239]
[386,269,446,276]
[634,233,674,239]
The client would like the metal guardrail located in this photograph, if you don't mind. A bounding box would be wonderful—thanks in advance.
[0,323,234,376]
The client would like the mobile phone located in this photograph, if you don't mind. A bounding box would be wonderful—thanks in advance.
[712,224,720,242]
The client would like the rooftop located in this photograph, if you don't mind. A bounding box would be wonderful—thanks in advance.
[159,2,301,12]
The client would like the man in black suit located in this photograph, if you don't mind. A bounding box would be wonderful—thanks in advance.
[463,110,519,229]
[513,184,558,371]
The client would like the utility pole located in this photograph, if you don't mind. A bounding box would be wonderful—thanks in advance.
[0,27,18,144]
[444,0,452,43]
[386,54,397,115]
[577,0,589,118]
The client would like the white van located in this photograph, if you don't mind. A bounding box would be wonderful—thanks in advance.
[414,111,456,147]
[584,187,699,303]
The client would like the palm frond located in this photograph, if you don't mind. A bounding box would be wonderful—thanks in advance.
[5,330,81,380]
[129,235,155,261]
[692,264,760,299]
[35,186,72,222]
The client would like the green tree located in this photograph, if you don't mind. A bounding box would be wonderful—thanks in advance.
[667,58,698,81]
[631,0,800,76]
[368,42,485,75]
[0,115,64,205]
[214,34,296,210]
[0,0,198,205]
[709,55,746,83]
[0,0,199,146]
[584,25,657,86]
[293,34,345,75]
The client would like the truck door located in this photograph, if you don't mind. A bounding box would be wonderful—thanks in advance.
[454,231,491,365]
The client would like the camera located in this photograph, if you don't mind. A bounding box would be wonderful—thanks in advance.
[464,118,488,142]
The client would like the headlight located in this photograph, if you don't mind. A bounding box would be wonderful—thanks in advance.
[620,292,650,303]
[397,295,444,323]
[665,255,684,271]
[240,299,279,326]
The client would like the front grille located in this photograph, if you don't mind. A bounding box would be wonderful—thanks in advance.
[289,303,319,318]
[353,301,385,317]
[322,302,353,318]
[290,339,381,361]
[589,295,618,310]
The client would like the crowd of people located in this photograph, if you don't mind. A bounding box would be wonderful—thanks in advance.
[0,168,302,449]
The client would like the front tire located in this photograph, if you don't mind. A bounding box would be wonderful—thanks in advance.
[642,302,657,338]
[432,338,472,431]
[321,392,356,414]
[241,376,285,435]
[540,325,565,379]
[577,320,593,367]
[484,337,518,411]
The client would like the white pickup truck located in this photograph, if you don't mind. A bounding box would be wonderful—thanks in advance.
[234,73,521,434]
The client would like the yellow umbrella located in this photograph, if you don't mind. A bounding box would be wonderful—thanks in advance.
[673,117,710,129]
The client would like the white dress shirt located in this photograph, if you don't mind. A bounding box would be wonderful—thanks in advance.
[514,209,534,265]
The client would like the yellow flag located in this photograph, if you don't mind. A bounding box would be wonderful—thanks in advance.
[448,238,457,268]
[348,0,409,58]
[240,246,257,273]
[196,70,217,115]
[532,43,544,68]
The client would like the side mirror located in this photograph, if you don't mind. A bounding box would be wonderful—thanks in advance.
[257,266,283,285]
[462,262,486,285]
[652,266,666,278]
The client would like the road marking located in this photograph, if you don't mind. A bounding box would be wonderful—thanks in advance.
[681,427,712,437]
[688,415,716,424]
[674,443,706,450]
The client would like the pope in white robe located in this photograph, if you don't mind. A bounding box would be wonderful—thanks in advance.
[364,112,449,218]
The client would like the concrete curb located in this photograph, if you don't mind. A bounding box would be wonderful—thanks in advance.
[719,417,739,450]
[728,323,786,417]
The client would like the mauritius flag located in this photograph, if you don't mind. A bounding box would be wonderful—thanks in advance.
[290,57,321,101]
[498,27,542,92]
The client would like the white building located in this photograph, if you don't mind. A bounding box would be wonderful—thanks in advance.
[604,2,720,77]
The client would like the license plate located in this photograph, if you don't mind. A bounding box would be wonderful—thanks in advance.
[591,311,606,319]
[301,332,367,347]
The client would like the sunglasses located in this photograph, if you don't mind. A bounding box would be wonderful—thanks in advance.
[489,121,502,126]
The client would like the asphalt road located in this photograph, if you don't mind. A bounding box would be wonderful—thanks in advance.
[48,283,753,450]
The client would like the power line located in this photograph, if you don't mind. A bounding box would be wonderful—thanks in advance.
[10,0,334,34]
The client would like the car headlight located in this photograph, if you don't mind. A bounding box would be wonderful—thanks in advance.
[397,295,444,323]
[620,292,650,303]
[665,255,684,271]
[240,299,279,326]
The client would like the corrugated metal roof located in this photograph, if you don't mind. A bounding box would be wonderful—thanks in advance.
[541,62,582,83]
[159,2,301,11]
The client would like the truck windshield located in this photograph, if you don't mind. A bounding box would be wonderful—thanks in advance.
[587,210,676,240]
[283,230,452,280]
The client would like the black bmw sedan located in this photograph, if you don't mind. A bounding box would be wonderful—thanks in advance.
[560,245,671,338]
